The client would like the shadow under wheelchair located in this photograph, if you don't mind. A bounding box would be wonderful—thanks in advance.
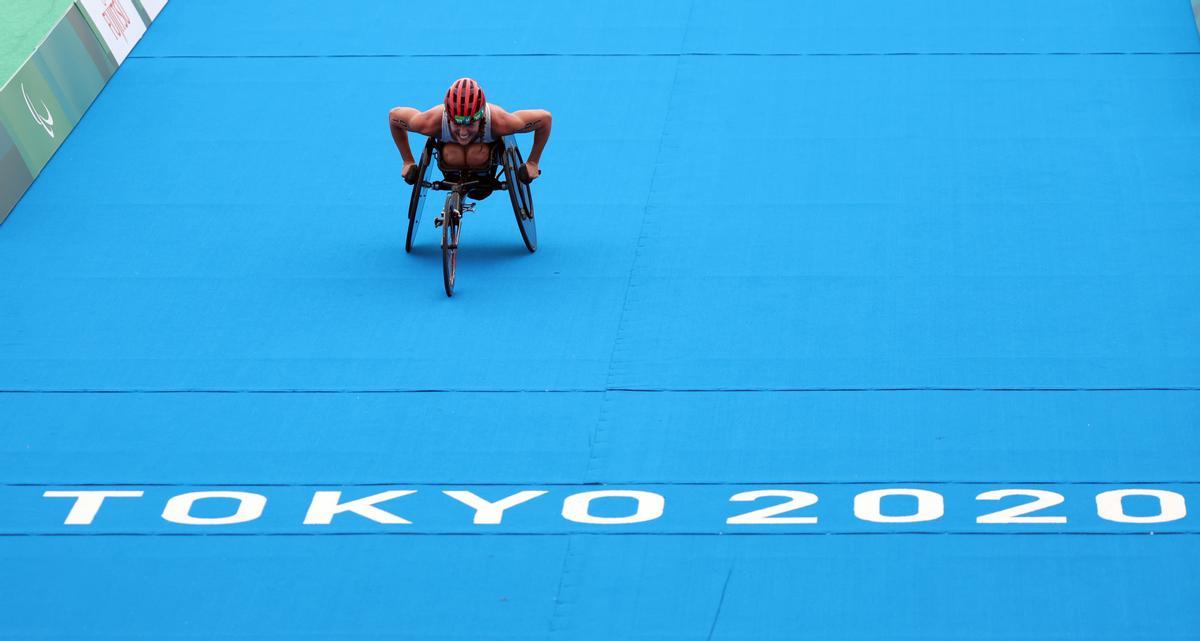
[407,240,532,264]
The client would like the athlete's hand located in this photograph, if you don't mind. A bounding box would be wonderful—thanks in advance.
[402,161,417,185]
[519,160,540,183]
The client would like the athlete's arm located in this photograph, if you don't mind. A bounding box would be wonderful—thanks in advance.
[388,106,442,180]
[490,106,552,181]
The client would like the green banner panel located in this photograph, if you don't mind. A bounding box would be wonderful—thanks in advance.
[0,4,115,223]
[0,122,33,224]
[1194,0,1200,37]
[0,60,68,184]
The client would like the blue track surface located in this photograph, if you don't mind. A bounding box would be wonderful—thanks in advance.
[3,2,1200,639]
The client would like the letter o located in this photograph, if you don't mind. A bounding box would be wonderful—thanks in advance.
[561,490,665,525]
[162,491,267,525]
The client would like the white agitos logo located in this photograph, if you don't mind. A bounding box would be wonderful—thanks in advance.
[21,83,54,138]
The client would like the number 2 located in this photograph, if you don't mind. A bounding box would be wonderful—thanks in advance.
[726,490,819,524]
[976,489,1067,524]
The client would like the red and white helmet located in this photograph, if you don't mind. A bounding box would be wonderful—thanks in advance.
[444,78,486,121]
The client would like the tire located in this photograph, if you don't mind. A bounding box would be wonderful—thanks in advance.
[405,140,434,253]
[502,138,537,253]
[441,193,461,297]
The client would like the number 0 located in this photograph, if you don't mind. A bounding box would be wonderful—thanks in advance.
[854,489,944,523]
[1096,489,1186,524]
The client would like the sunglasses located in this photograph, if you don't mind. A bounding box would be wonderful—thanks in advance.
[451,108,485,125]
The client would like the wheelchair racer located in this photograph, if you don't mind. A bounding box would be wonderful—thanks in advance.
[388,77,552,187]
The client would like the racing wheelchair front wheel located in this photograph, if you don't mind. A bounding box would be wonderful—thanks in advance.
[405,139,435,253]
[441,192,462,297]
[501,136,537,253]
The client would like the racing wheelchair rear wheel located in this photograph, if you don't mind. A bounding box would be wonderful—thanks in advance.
[501,136,537,253]
[405,139,435,253]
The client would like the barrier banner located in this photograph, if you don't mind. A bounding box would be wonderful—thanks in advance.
[134,0,168,22]
[74,0,147,65]
[0,124,33,224]
[0,5,115,222]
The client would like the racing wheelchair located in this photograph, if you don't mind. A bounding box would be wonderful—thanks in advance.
[404,135,536,297]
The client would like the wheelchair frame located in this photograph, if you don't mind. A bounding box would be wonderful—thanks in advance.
[405,135,537,296]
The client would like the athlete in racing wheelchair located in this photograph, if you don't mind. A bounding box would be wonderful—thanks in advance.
[388,78,551,295]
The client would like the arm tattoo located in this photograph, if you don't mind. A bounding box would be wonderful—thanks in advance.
[517,119,542,133]
[394,118,409,129]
